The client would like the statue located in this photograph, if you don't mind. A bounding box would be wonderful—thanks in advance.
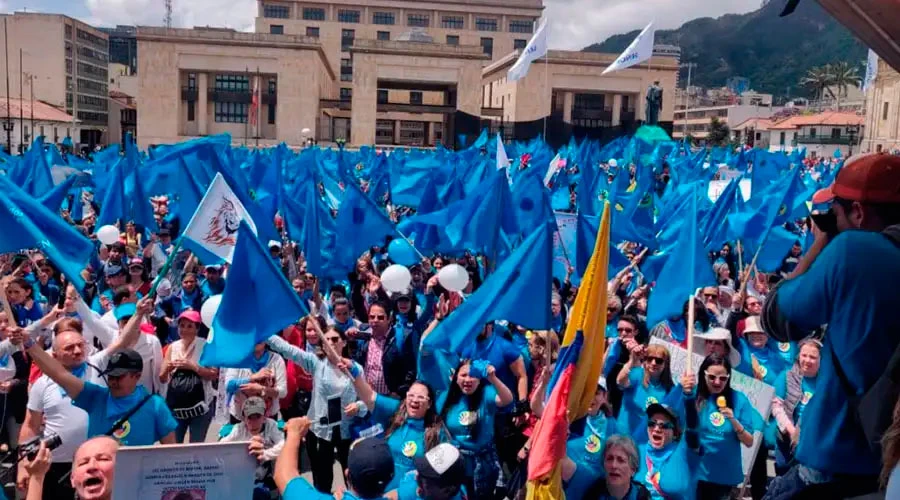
[645,80,663,125]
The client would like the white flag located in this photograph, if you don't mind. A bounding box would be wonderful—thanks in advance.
[507,18,549,82]
[602,22,655,75]
[496,133,510,170]
[863,49,878,92]
[544,153,562,187]
[183,173,257,263]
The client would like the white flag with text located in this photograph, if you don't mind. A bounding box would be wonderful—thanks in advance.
[602,22,655,75]
[507,19,549,82]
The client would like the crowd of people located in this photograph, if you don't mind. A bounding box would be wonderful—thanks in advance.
[0,136,899,500]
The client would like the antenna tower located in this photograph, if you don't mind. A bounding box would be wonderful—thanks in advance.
[164,0,173,28]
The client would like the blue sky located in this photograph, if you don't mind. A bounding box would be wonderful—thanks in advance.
[2,0,759,50]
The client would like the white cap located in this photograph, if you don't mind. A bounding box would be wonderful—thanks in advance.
[608,159,618,168]
[597,375,608,392]
[424,443,460,475]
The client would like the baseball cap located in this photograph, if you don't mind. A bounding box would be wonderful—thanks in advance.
[813,154,900,204]
[347,438,394,497]
[105,264,126,278]
[242,396,267,418]
[177,309,202,324]
[646,403,680,432]
[113,303,137,321]
[128,261,144,271]
[102,349,143,377]
[414,443,466,486]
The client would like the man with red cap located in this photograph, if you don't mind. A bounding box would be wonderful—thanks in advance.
[763,153,900,499]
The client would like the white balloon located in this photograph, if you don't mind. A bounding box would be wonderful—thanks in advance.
[200,295,223,328]
[96,225,120,245]
[438,263,469,292]
[380,264,412,293]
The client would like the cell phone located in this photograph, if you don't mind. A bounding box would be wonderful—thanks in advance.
[326,397,342,425]
[56,284,67,309]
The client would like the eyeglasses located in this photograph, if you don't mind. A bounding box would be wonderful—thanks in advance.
[370,314,387,320]
[617,327,635,334]
[644,356,666,366]
[704,371,730,383]
[406,394,430,402]
[647,420,675,431]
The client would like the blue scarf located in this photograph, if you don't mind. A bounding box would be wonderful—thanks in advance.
[249,351,271,373]
[180,288,199,311]
[0,353,9,367]
[60,363,88,396]
[646,441,677,469]
[586,413,609,439]
[105,385,149,420]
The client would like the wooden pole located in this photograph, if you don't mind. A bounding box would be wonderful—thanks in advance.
[685,288,699,374]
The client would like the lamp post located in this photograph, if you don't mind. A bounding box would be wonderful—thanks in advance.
[2,19,10,153]
[679,62,697,140]
[846,125,859,157]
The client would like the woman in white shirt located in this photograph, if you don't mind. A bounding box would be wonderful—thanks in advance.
[223,341,287,423]
[159,310,219,443]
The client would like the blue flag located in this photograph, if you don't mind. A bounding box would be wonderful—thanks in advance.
[200,221,309,368]
[576,213,630,278]
[39,174,78,214]
[331,179,398,276]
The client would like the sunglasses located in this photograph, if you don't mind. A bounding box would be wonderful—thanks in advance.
[617,327,635,334]
[647,420,675,431]
[705,372,730,383]
[369,314,387,320]
[644,356,666,365]
[704,293,719,299]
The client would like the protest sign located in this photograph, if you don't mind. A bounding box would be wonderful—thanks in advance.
[113,442,256,499]
[650,338,774,478]
[708,179,751,202]
[553,212,576,282]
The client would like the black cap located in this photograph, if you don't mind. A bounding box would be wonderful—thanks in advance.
[414,443,466,486]
[102,349,143,377]
[646,403,680,432]
[347,438,394,497]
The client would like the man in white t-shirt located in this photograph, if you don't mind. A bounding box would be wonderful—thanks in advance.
[16,298,150,498]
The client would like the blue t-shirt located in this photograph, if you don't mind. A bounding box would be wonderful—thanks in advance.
[696,391,759,486]
[774,373,817,426]
[73,383,177,446]
[441,386,499,452]
[11,301,43,327]
[200,277,226,297]
[769,339,797,367]
[460,334,522,402]
[372,395,426,489]
[637,440,700,500]
[283,477,387,500]
[736,339,788,386]
[564,413,618,500]
[397,474,466,500]
[776,230,900,474]
[617,368,680,444]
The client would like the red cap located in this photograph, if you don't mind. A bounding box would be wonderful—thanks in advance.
[814,153,900,204]
[177,309,202,324]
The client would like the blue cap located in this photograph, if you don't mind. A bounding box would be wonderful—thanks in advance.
[113,303,137,321]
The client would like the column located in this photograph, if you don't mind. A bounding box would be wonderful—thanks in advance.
[350,54,377,145]
[198,73,209,136]
[612,94,622,126]
[394,120,401,145]
[562,91,574,123]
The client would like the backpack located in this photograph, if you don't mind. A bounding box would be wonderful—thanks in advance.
[165,344,208,419]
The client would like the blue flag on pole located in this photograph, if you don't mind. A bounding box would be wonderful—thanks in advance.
[200,221,309,368]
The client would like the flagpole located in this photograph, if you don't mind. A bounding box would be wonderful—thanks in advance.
[542,54,549,141]
[244,67,249,147]
[685,287,700,374]
[148,238,184,296]
[255,66,260,149]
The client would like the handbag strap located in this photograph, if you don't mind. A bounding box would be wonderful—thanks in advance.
[105,393,154,437]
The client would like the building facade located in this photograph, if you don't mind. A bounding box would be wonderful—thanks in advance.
[0,12,109,149]
[673,104,780,141]
[99,25,138,75]
[767,111,863,158]
[863,56,900,153]
[0,97,78,153]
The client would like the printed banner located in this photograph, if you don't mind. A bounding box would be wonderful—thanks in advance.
[113,442,256,499]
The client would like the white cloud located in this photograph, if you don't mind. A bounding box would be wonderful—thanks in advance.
[83,0,256,31]
[543,0,760,50]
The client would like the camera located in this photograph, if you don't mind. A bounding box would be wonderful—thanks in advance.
[18,434,62,461]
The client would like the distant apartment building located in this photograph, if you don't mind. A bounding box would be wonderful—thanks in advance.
[99,25,138,75]
[0,12,109,149]
[673,104,780,140]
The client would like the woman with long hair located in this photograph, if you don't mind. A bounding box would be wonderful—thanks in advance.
[347,371,447,490]
[437,359,513,498]
[266,324,358,493]
[694,354,759,499]
[5,277,43,327]
[772,338,821,474]
[616,343,679,443]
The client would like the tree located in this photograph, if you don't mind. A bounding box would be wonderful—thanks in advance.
[829,61,861,110]
[708,117,731,146]
[801,65,834,102]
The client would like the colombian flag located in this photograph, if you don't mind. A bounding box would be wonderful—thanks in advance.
[527,201,611,499]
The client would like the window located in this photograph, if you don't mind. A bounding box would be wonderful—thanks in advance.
[340,88,352,101]
[779,132,786,146]
[341,58,353,82]
[831,127,842,139]
[514,39,527,50]
[187,101,195,121]
[268,79,277,125]
[188,73,197,90]
[378,89,389,104]
[341,29,355,50]
[480,37,493,57]
[447,35,459,46]
[215,74,250,91]
[306,27,320,37]
[215,102,248,123]
[338,9,360,23]
[509,20,534,33]
[302,8,325,21]
[373,12,395,25]
[77,62,108,81]
[65,25,72,38]
[410,91,423,105]
[442,16,464,29]
[407,14,429,27]
[263,4,289,19]
[884,102,890,120]
[377,31,390,41]
[476,18,498,32]
[376,120,394,142]
[809,128,817,138]
[270,25,284,34]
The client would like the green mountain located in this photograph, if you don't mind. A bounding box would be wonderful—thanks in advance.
[584,0,866,99]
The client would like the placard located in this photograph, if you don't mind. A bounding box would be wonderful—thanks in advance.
[113,441,256,499]
[650,338,775,478]
[553,212,577,282]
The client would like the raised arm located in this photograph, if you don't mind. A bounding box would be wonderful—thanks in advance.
[487,365,514,408]
[266,334,319,373]
[74,295,116,349]
[105,296,153,353]
[275,417,310,493]
[347,363,377,411]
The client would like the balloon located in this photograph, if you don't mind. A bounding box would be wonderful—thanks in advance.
[380,264,412,293]
[388,238,418,266]
[96,225,120,245]
[200,295,223,328]
[438,263,469,292]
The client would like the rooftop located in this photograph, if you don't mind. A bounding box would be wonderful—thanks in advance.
[732,117,776,131]
[0,98,74,122]
[768,111,864,130]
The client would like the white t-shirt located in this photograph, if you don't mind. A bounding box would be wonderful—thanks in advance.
[28,375,89,463]
[166,337,215,405]
[224,355,287,420]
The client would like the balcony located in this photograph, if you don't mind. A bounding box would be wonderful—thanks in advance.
[208,88,251,104]
[795,135,856,145]
[572,107,613,121]
[181,87,198,101]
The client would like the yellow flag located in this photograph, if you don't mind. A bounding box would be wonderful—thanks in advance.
[526,463,565,500]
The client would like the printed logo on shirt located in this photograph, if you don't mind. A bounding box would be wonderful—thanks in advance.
[801,391,813,405]
[402,441,418,457]
[645,396,659,408]
[758,365,768,378]
[112,420,131,440]
[709,411,726,427]
[778,342,791,353]
[458,410,478,426]
[585,433,602,454]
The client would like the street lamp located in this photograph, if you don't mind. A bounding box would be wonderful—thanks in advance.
[846,125,860,157]
[679,62,697,140]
